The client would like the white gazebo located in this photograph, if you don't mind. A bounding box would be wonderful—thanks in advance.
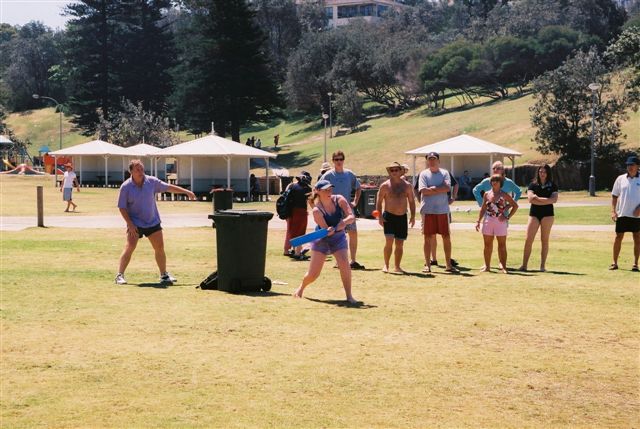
[49,140,130,186]
[158,135,277,195]
[124,143,166,180]
[405,134,522,182]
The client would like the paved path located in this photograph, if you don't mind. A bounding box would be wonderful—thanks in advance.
[1,211,614,232]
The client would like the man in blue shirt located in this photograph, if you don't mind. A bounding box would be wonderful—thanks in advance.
[115,159,195,285]
[472,161,522,207]
[321,150,364,269]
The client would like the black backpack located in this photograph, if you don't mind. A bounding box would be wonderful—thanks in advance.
[276,187,293,220]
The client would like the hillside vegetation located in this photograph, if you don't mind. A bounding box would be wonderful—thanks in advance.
[7,95,639,175]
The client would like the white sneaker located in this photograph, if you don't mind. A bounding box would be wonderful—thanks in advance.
[115,273,127,285]
[160,272,176,284]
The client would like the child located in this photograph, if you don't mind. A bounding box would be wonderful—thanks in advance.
[475,174,518,273]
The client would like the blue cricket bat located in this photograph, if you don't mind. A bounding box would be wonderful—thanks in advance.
[289,228,329,247]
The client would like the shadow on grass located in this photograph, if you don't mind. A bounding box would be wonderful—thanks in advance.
[274,150,319,168]
[305,297,377,309]
[287,121,323,137]
[136,282,170,289]
[542,270,585,276]
[388,271,433,279]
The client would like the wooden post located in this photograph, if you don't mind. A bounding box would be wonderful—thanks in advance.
[37,186,44,227]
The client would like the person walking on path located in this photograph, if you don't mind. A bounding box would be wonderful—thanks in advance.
[115,159,196,285]
[321,150,364,269]
[476,174,519,273]
[472,161,521,208]
[520,164,558,272]
[284,171,313,260]
[419,152,458,273]
[293,180,358,304]
[61,163,80,212]
[610,155,640,271]
[376,162,416,273]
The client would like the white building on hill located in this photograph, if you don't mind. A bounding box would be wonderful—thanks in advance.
[299,0,408,27]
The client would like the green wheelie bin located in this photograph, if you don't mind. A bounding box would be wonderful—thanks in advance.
[207,210,274,293]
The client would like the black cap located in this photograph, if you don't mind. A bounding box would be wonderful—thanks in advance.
[426,151,439,160]
[625,155,639,165]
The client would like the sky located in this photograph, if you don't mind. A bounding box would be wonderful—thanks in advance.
[0,0,71,29]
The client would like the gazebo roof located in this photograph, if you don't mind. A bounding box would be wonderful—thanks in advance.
[0,135,13,145]
[49,140,130,156]
[159,135,276,158]
[125,143,163,156]
[405,134,522,157]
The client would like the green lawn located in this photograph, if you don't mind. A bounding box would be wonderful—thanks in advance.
[1,226,638,428]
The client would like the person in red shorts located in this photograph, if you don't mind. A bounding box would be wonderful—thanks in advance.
[284,171,313,260]
[418,152,458,273]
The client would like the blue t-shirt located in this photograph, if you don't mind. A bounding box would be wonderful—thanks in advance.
[321,169,360,201]
[117,175,169,228]
[418,168,451,215]
[473,177,522,206]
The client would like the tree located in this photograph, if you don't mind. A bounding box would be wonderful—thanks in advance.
[334,81,363,131]
[1,22,64,111]
[530,48,639,164]
[170,0,281,141]
[96,99,180,147]
[61,0,174,135]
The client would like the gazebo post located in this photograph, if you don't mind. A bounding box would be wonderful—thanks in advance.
[451,157,455,178]
[510,156,515,181]
[79,156,83,186]
[412,156,417,187]
[226,156,231,189]
[122,156,126,182]
[247,158,251,201]
[190,157,194,194]
[489,154,494,174]
[266,158,270,200]
[53,155,57,187]
[104,155,109,187]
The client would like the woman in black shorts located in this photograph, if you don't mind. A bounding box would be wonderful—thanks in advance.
[520,164,558,272]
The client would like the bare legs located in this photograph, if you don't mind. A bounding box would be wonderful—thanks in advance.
[521,216,554,271]
[481,235,508,273]
[613,231,640,267]
[383,236,405,273]
[294,248,356,303]
[347,229,358,264]
[118,230,167,276]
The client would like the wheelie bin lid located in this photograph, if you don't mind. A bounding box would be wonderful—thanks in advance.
[208,210,274,220]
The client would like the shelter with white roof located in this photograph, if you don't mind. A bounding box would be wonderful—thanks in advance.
[124,143,166,180]
[49,140,130,186]
[405,134,522,182]
[158,134,277,194]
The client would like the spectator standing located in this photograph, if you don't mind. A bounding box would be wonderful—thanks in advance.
[321,150,364,269]
[376,162,416,273]
[61,163,80,212]
[115,159,196,285]
[318,161,331,182]
[256,138,262,149]
[475,174,519,273]
[274,134,279,147]
[519,164,558,272]
[418,152,458,273]
[458,170,472,200]
[473,161,521,207]
[610,155,640,271]
[284,171,313,260]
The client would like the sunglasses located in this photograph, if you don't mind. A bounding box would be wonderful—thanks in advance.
[333,158,344,161]
[388,168,401,172]
[492,167,504,171]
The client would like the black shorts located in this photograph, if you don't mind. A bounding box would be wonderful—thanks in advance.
[137,223,162,238]
[382,212,408,240]
[615,217,640,233]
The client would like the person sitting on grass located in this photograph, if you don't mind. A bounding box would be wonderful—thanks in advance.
[293,180,358,304]
[475,174,519,273]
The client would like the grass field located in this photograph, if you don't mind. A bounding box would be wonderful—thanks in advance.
[1,224,638,428]
[0,166,637,427]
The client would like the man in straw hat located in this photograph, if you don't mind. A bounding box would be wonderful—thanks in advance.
[376,162,416,273]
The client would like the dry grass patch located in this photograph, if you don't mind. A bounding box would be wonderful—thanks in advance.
[1,226,638,428]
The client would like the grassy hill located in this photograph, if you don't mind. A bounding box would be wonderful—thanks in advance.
[6,95,639,175]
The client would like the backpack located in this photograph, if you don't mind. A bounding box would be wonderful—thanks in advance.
[276,187,293,220]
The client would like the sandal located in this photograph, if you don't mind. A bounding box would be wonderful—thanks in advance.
[632,264,639,272]
[421,265,431,273]
[350,261,365,270]
[609,263,618,270]
[445,266,460,274]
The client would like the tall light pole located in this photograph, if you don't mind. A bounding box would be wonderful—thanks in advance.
[322,113,329,162]
[327,92,333,139]
[588,83,601,197]
[33,94,62,150]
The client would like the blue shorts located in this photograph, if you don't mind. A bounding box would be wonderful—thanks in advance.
[311,231,348,255]
[63,188,73,201]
